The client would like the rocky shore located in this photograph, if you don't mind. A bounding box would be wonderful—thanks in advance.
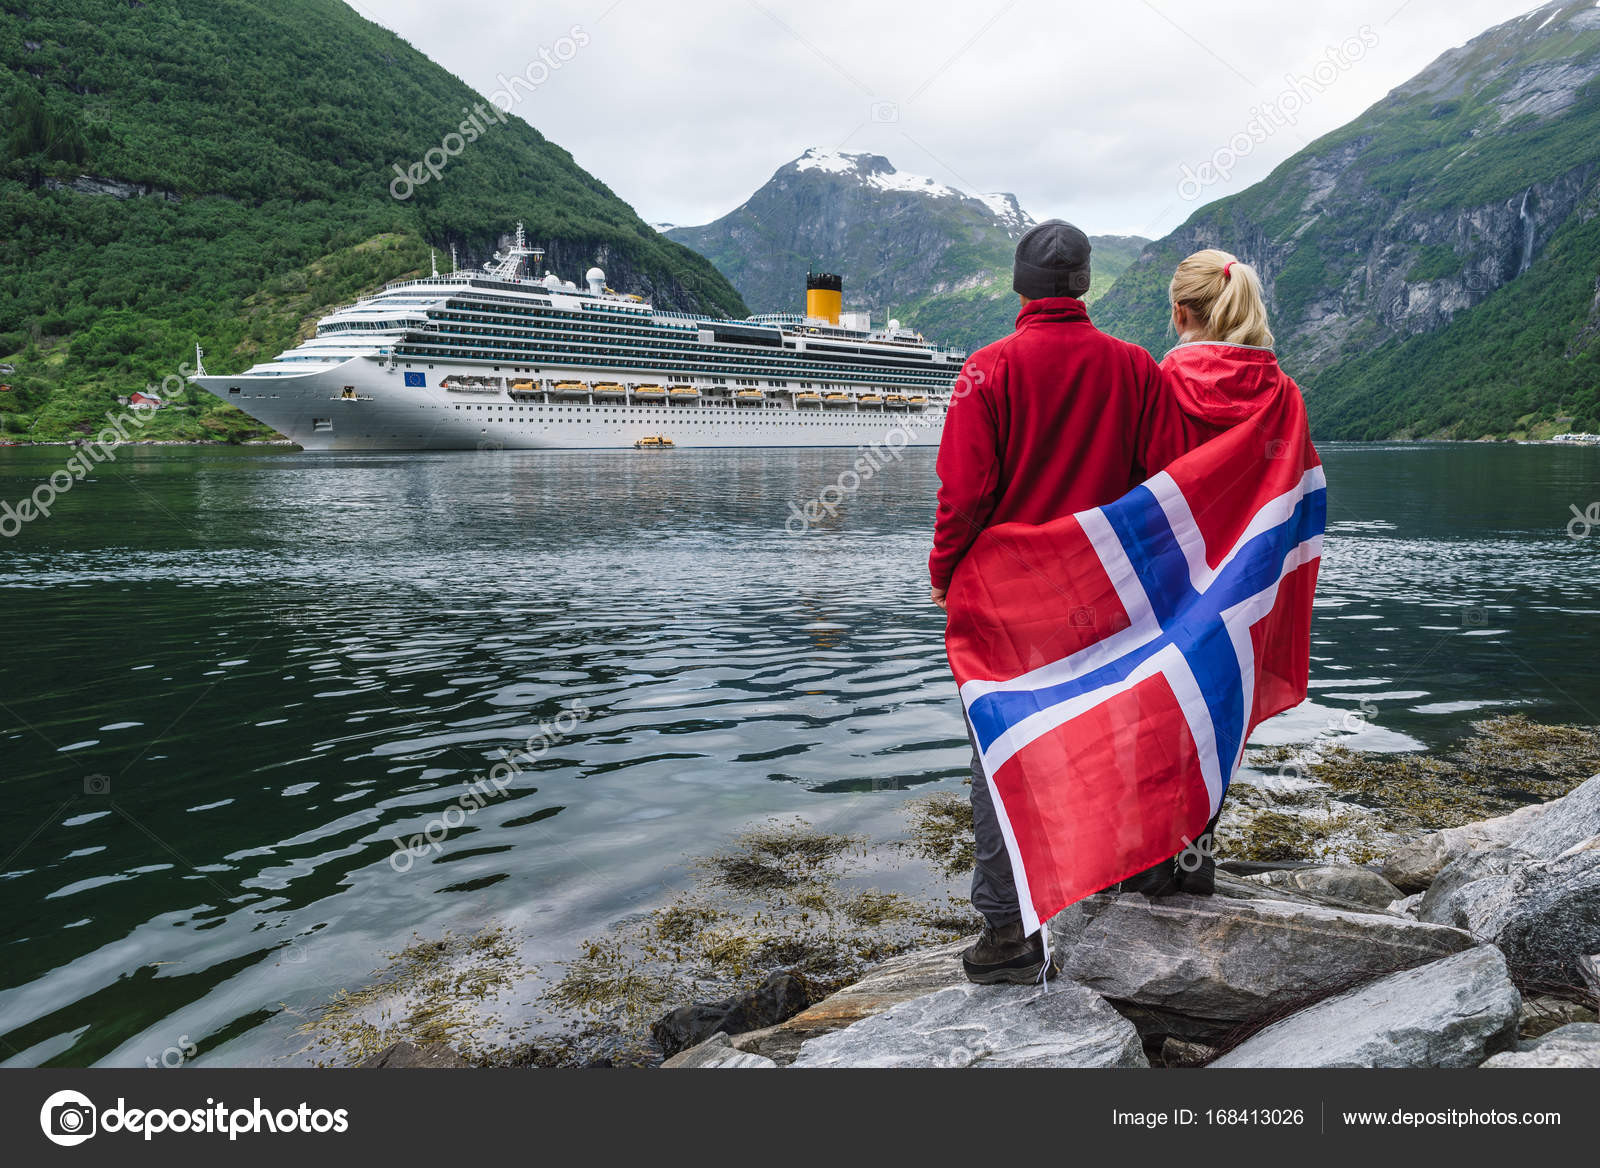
[654,773,1600,1069]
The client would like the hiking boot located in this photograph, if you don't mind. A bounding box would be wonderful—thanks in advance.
[961,920,1057,985]
[1113,856,1182,897]
[1175,813,1221,896]
[1175,834,1217,896]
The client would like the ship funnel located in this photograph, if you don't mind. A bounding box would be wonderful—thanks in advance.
[806,272,842,325]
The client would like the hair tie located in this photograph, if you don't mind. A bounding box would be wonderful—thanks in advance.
[1223,261,1235,280]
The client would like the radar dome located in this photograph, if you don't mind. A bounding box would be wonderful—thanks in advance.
[585,267,606,295]
[888,318,901,331]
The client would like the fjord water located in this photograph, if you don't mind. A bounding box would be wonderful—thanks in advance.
[1,442,1597,1066]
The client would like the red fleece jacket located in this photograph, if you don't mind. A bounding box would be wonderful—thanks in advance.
[1160,341,1305,441]
[928,298,1195,590]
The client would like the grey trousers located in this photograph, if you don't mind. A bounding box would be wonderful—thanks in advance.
[967,721,1022,928]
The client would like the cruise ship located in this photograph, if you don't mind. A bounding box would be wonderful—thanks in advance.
[192,225,962,451]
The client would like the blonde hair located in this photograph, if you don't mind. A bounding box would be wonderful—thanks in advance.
[1169,248,1274,348]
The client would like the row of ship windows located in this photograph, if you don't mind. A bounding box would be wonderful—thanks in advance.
[400,349,948,387]
[431,313,937,369]
[447,405,931,416]
[422,329,944,379]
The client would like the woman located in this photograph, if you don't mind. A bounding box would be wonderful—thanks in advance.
[1115,248,1312,899]
[1162,247,1301,440]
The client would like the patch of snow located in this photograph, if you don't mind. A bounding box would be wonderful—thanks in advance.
[791,148,1035,227]
[793,147,861,175]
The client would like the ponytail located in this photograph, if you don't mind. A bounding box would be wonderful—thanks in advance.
[1169,248,1274,349]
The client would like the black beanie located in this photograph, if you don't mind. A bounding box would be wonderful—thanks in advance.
[1013,219,1092,299]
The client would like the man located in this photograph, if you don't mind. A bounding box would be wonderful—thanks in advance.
[929,220,1197,984]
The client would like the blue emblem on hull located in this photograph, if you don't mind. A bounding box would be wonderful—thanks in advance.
[404,372,426,387]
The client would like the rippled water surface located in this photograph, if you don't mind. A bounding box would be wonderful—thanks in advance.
[1,442,1597,1065]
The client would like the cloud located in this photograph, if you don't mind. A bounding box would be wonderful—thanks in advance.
[355,0,1546,237]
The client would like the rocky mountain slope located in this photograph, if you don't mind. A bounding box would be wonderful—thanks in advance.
[669,149,1147,352]
[1095,0,1600,439]
[0,0,745,441]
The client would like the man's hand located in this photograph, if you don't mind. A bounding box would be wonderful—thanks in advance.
[930,586,948,612]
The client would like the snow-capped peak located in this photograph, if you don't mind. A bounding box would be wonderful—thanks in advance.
[790,148,1033,234]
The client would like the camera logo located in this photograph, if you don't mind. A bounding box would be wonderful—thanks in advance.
[40,1089,97,1147]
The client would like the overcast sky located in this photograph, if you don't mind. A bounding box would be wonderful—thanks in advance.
[353,0,1545,239]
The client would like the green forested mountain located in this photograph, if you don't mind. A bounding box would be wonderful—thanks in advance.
[0,0,745,442]
[1095,0,1600,440]
[667,149,1147,353]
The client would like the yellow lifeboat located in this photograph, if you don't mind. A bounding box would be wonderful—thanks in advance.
[511,379,536,392]
[551,380,589,397]
[634,435,675,449]
[857,393,884,405]
[823,392,853,408]
[908,395,929,409]
[668,384,701,399]
[885,393,909,408]
[632,384,667,400]
[796,391,822,405]
[735,389,765,400]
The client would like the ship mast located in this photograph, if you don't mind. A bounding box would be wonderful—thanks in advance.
[483,221,545,282]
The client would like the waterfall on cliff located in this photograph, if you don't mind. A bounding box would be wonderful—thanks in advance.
[1518,190,1537,275]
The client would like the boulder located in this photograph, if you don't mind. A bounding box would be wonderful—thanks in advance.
[660,1032,777,1069]
[1380,773,1600,892]
[789,982,1148,1069]
[1212,871,1394,914]
[358,1041,472,1069]
[651,970,816,1057]
[1517,994,1598,1040]
[1495,843,1600,988]
[1414,848,1526,936]
[1210,947,1521,1068]
[731,938,970,1065]
[1160,1037,1218,1067]
[1417,841,1600,988]
[1480,1023,1600,1068]
[1240,865,1403,909]
[1048,891,1475,1041]
[1580,953,1600,1006]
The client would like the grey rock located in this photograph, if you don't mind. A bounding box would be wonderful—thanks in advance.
[660,1033,778,1069]
[1580,953,1600,1006]
[1049,891,1475,1041]
[1211,947,1521,1068]
[731,938,970,1065]
[1241,865,1403,908]
[1518,994,1598,1040]
[1495,842,1600,988]
[1160,1037,1218,1067]
[1509,775,1600,858]
[1381,773,1600,891]
[1418,839,1600,987]
[358,1041,472,1068]
[1415,848,1526,935]
[1211,871,1392,914]
[1481,1023,1600,1068]
[650,970,815,1057]
[1388,892,1425,917]
[790,982,1148,1069]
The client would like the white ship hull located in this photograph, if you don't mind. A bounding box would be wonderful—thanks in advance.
[197,357,947,452]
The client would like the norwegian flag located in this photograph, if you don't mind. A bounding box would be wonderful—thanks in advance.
[944,379,1323,934]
